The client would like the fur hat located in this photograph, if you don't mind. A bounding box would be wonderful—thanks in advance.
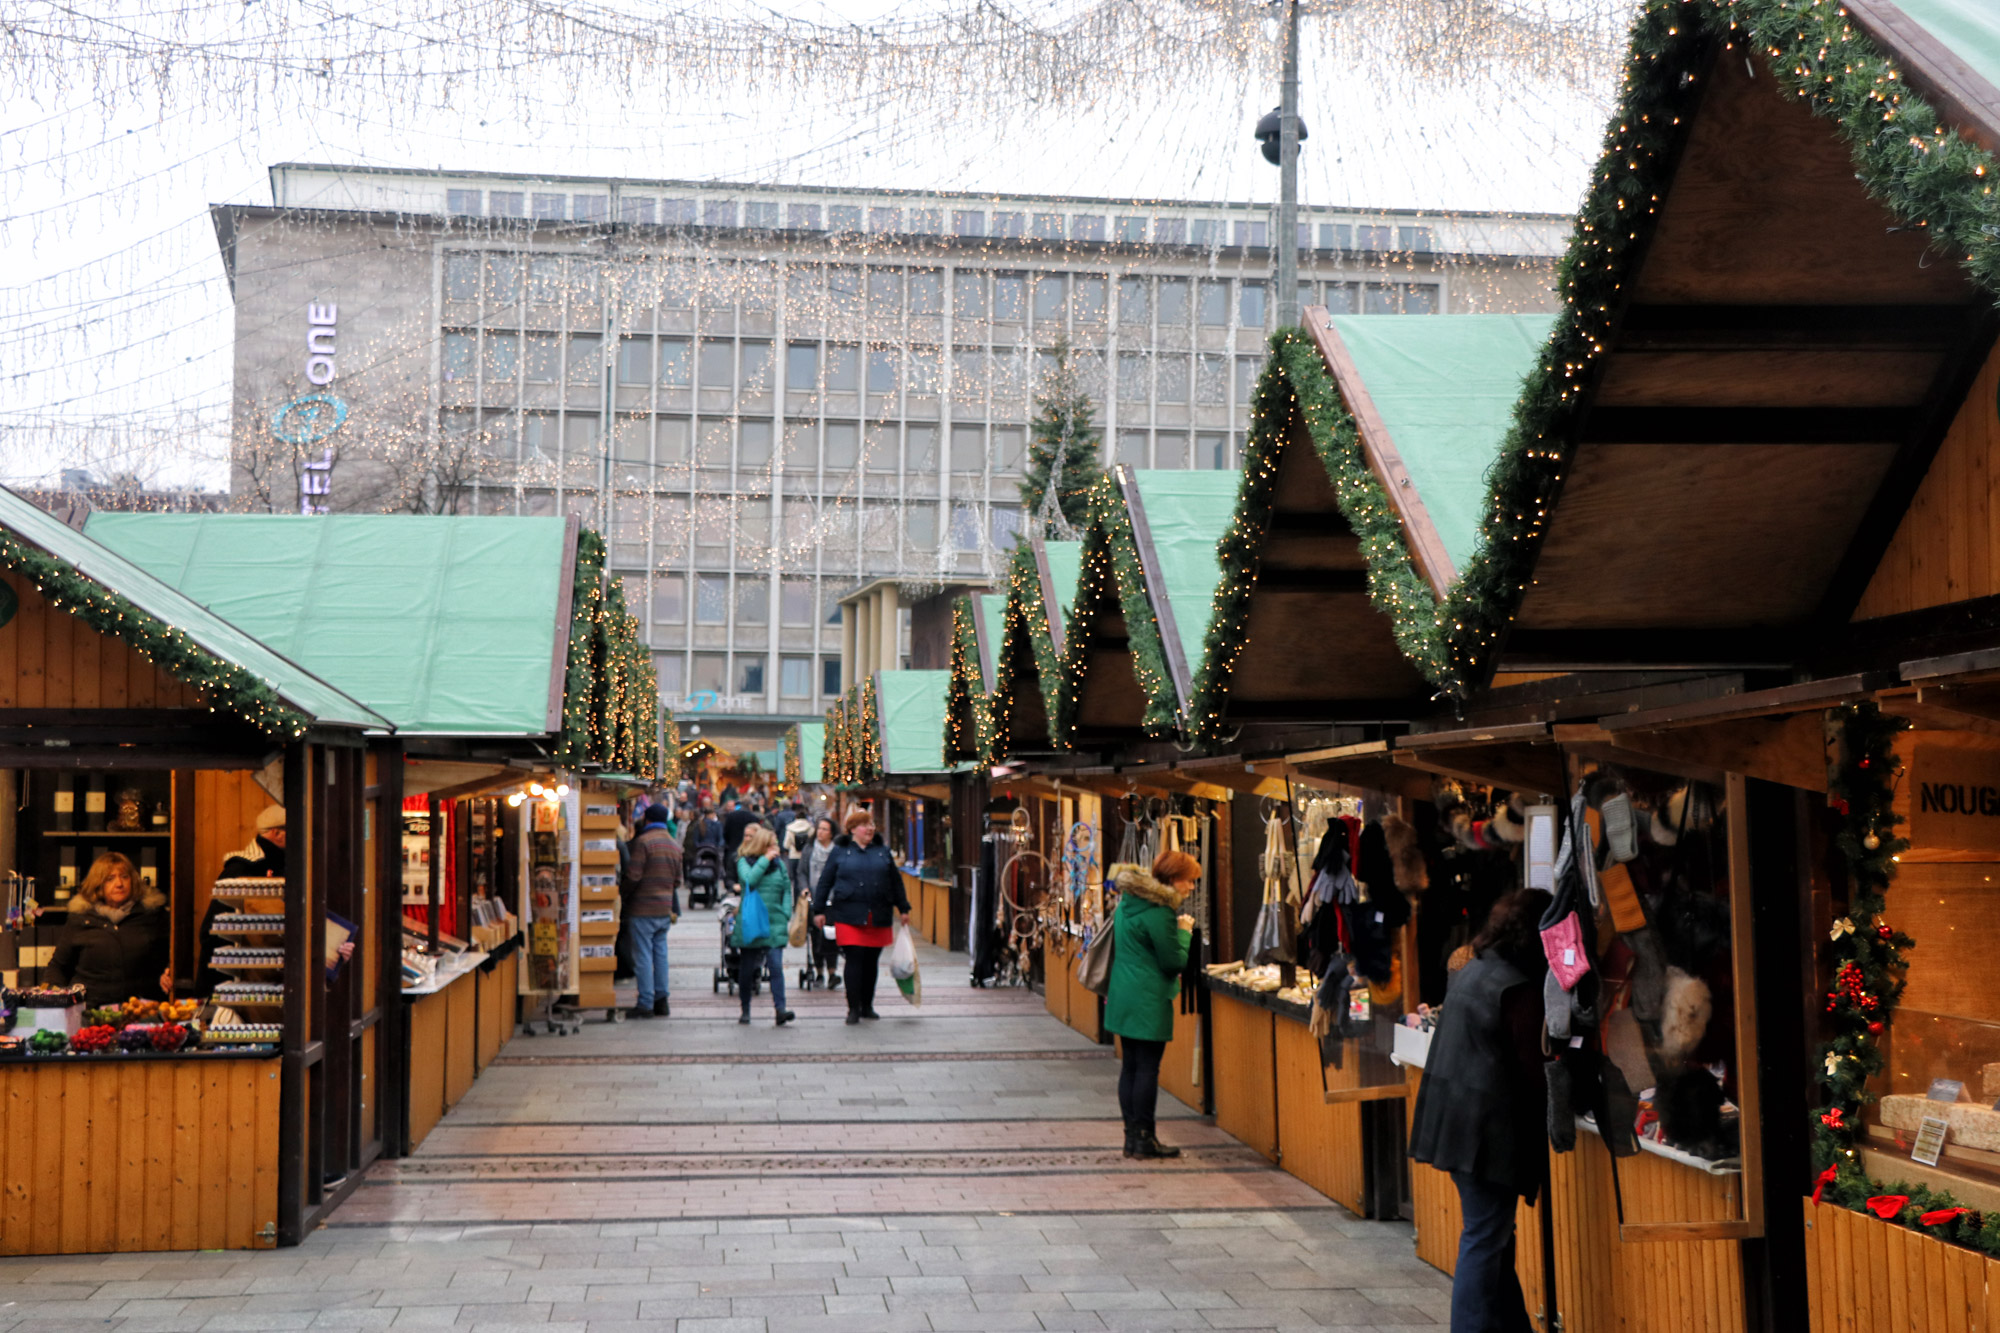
[1381,815,1428,891]
[255,804,286,832]
[1486,796,1526,844]
[1657,966,1712,1064]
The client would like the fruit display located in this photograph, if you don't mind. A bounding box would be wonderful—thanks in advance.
[27,1028,68,1054]
[118,1027,156,1053]
[70,1024,117,1053]
[4,984,84,1008]
[150,1023,190,1052]
[158,998,200,1022]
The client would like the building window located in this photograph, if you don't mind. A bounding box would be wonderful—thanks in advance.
[951,348,984,396]
[525,193,563,222]
[952,271,985,318]
[825,422,859,470]
[618,337,652,386]
[828,266,861,316]
[485,255,520,305]
[1399,225,1435,253]
[1032,274,1066,324]
[950,425,985,473]
[1363,282,1398,314]
[1155,354,1189,404]
[1030,213,1064,240]
[1196,353,1227,406]
[652,574,686,625]
[902,270,941,317]
[869,207,902,233]
[822,658,842,695]
[1404,283,1440,315]
[1233,219,1268,248]
[527,257,563,305]
[657,338,690,388]
[740,420,773,467]
[825,344,860,392]
[787,203,822,230]
[1240,281,1268,328]
[568,334,602,385]
[785,342,819,391]
[1117,431,1148,467]
[744,200,781,228]
[828,204,862,232]
[483,332,519,381]
[993,274,1025,322]
[908,347,941,395]
[909,209,943,234]
[740,341,773,391]
[1073,215,1105,242]
[906,503,938,550]
[445,188,481,214]
[1197,280,1228,327]
[1073,275,1107,323]
[1117,351,1148,402]
[658,417,690,464]
[735,656,765,695]
[444,253,480,301]
[618,197,655,225]
[783,420,816,471]
[990,506,1022,548]
[660,199,696,226]
[654,653,684,695]
[1154,431,1189,469]
[698,339,733,389]
[950,504,982,551]
[1154,217,1186,245]
[953,209,985,237]
[1198,431,1230,470]
[1235,355,1261,404]
[993,426,1025,474]
[1319,222,1351,250]
[524,335,561,384]
[1320,281,1357,314]
[780,656,812,698]
[906,424,938,472]
[991,211,1025,238]
[1115,216,1147,242]
[703,199,737,228]
[1297,222,1313,250]
[562,414,599,459]
[867,269,902,318]
[781,578,814,626]
[735,575,769,625]
[1157,278,1189,325]
[1357,224,1392,251]
[867,348,899,396]
[442,332,476,382]
[695,575,728,625]
[573,194,608,222]
[488,191,524,218]
[1118,276,1149,324]
[691,652,726,693]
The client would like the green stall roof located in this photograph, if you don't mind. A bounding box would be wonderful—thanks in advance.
[1042,539,1083,643]
[1128,469,1242,699]
[87,513,571,736]
[1892,1,2000,122]
[875,669,964,776]
[1,489,384,731]
[975,592,1007,689]
[1327,314,1554,581]
[797,721,825,784]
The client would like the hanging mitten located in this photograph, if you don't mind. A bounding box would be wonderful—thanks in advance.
[1547,1059,1577,1152]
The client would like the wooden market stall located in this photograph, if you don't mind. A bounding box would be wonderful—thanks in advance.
[986,537,1082,767]
[84,512,660,1154]
[0,488,397,1254]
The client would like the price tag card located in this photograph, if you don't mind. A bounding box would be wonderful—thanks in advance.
[1913,1116,1950,1167]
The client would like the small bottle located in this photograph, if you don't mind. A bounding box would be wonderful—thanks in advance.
[150,800,169,829]
[139,848,159,891]
[52,775,74,831]
[83,776,105,832]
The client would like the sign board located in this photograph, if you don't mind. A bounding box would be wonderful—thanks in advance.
[1909,744,2000,854]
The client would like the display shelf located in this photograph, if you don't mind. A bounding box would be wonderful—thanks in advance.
[211,913,284,937]
[38,830,172,839]
[402,949,489,997]
[210,947,284,971]
[1577,1112,1740,1176]
[210,877,285,899]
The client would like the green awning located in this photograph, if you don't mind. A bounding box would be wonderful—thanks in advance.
[1893,0,2000,107]
[975,592,1007,689]
[1,489,384,730]
[875,669,964,775]
[1328,314,1554,578]
[1044,539,1083,628]
[87,514,572,737]
[1129,469,1241,685]
[797,721,824,784]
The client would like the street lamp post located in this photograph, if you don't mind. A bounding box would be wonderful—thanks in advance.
[1277,0,1301,327]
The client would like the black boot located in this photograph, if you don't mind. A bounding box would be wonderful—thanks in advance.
[654,996,669,1017]
[1123,1125,1139,1159]
[1133,1126,1181,1160]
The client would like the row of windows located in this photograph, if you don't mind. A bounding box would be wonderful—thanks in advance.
[443,256,1278,328]
[441,189,1437,254]
[652,651,838,703]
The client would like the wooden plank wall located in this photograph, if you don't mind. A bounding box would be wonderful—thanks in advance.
[1210,992,1277,1161]
[1409,1156,1549,1327]
[1043,935,1071,1026]
[1546,1134,1745,1333]
[0,576,206,710]
[192,770,275,926]
[1804,1196,1994,1331]
[1272,1017,1365,1214]
[444,974,477,1109]
[407,989,448,1151]
[475,954,513,1073]
[0,1059,280,1254]
[1854,338,2000,619]
[1158,1004,1205,1114]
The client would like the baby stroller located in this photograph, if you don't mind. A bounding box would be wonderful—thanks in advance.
[711,892,766,996]
[685,845,722,909]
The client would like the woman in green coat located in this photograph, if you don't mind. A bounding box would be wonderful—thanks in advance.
[733,825,796,1027]
[1103,849,1198,1160]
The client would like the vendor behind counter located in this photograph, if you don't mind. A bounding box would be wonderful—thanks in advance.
[48,852,171,1008]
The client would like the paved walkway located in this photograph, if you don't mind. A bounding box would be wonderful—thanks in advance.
[0,908,1449,1331]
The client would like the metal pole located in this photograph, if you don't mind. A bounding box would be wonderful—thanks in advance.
[1277,0,1301,327]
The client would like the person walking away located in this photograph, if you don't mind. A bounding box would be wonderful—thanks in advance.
[797,816,841,989]
[733,825,796,1026]
[1407,889,1553,1333]
[1103,850,1198,1160]
[721,799,757,885]
[622,804,683,1019]
[812,808,909,1024]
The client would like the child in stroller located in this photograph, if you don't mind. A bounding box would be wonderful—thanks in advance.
[685,845,722,908]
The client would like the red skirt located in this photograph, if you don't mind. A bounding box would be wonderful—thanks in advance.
[834,921,894,948]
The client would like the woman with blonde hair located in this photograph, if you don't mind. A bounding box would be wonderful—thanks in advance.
[49,852,172,1008]
[1103,849,1200,1160]
[733,823,796,1026]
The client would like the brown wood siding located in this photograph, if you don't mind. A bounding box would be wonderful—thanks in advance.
[1272,1015,1365,1214]
[1158,1006,1204,1114]
[0,1058,279,1254]
[407,989,448,1151]
[0,576,205,710]
[475,953,514,1073]
[1855,339,2000,619]
[191,770,280,930]
[1209,991,1277,1162]
[444,973,477,1109]
[1803,1196,1994,1331]
[1043,935,1070,1026]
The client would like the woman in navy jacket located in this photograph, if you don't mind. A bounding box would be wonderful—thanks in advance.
[811,808,910,1024]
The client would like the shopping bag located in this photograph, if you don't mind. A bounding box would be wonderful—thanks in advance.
[1247,873,1294,965]
[787,889,810,948]
[1078,917,1115,996]
[889,920,922,1005]
[734,885,771,946]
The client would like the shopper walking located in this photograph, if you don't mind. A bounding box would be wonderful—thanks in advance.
[1103,850,1198,1160]
[621,803,682,1019]
[721,798,757,885]
[1407,888,1553,1333]
[732,825,795,1026]
[811,808,909,1025]
[797,816,841,989]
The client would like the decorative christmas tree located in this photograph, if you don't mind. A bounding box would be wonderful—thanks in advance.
[1019,337,1104,541]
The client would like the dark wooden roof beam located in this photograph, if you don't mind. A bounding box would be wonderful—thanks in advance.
[1497,628,1796,672]
[1619,303,1967,352]
[1580,407,1908,445]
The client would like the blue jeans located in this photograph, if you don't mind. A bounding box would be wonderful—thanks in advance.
[737,946,786,1014]
[630,914,672,1008]
[1449,1171,1533,1333]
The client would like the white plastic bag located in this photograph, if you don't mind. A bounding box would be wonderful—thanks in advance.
[889,920,918,980]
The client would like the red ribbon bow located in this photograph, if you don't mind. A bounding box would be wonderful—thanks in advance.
[1921,1207,1970,1227]
[1811,1165,1838,1205]
[1866,1195,1909,1220]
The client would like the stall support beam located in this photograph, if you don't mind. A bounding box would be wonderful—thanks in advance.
[1739,778,1818,1332]
[278,742,310,1247]
[375,741,408,1159]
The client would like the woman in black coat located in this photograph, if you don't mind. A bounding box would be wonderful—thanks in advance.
[810,808,910,1024]
[49,853,171,1008]
[1407,888,1552,1333]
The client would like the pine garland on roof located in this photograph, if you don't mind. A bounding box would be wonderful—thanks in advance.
[943,594,994,766]
[1054,474,1179,740]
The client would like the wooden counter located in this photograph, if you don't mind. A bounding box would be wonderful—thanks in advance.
[1209,988,1277,1161]
[404,945,515,1152]
[0,1056,280,1254]
[1274,1013,1365,1214]
[1802,1195,1994,1329]
[1158,996,1207,1114]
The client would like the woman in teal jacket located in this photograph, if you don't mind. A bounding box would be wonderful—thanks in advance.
[1103,849,1198,1160]
[733,824,796,1026]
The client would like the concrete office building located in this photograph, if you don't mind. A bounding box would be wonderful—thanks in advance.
[214,163,1566,749]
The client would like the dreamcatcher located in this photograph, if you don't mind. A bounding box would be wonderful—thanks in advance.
[996,807,1048,988]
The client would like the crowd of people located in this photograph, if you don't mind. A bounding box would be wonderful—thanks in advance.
[611,779,910,1027]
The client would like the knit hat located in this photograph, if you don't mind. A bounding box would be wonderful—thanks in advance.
[255,805,286,831]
